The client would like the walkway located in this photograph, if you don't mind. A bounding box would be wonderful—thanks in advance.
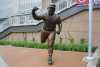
[0,46,86,67]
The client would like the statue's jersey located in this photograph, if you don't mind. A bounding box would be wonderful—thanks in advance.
[43,15,61,31]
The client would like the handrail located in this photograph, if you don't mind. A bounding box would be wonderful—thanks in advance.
[55,0,76,13]
[0,19,11,32]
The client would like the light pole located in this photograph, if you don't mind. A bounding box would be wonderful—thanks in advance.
[88,0,93,57]
[84,0,96,67]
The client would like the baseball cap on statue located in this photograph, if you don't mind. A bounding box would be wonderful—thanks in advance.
[48,3,56,8]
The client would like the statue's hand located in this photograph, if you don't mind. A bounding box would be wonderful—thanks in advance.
[32,7,39,11]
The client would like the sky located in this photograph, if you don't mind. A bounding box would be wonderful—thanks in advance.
[0,0,41,18]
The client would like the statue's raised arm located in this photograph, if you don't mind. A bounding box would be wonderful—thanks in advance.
[32,7,46,21]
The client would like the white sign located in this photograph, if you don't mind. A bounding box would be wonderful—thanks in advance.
[78,0,87,3]
[76,0,88,6]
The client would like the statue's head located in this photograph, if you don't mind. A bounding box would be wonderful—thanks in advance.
[47,3,56,16]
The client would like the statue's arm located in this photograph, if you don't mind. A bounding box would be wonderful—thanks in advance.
[56,17,62,34]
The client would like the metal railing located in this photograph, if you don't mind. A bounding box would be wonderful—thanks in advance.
[55,0,76,13]
[0,19,11,32]
[0,0,76,32]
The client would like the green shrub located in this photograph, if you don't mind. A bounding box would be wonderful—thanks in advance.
[69,38,75,44]
[80,38,87,44]
[0,40,97,52]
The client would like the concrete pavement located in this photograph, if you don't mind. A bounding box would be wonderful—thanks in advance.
[0,46,86,67]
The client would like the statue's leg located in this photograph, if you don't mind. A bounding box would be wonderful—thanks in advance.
[41,30,49,43]
[47,31,56,65]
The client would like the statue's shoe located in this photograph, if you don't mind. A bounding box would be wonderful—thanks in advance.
[48,56,53,65]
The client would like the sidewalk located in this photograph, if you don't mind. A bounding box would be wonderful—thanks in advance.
[0,46,86,67]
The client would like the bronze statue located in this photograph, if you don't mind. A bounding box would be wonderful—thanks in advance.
[32,3,62,65]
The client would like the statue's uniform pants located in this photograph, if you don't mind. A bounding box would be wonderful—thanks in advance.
[41,30,56,56]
